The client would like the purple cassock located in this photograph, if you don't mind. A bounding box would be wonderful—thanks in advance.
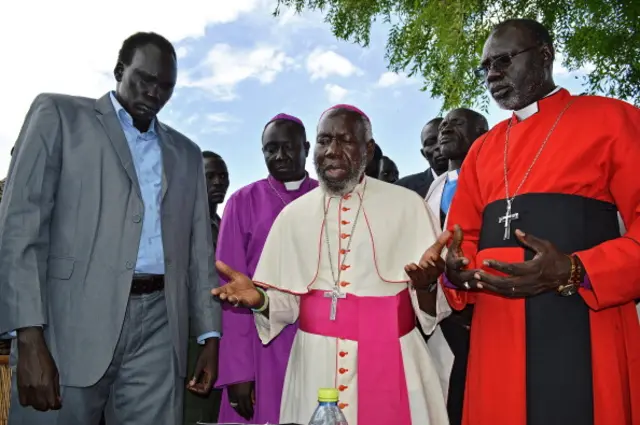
[215,174,319,424]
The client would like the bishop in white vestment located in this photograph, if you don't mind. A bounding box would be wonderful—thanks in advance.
[213,105,452,425]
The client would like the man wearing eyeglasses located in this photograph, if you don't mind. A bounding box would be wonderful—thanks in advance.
[441,18,640,425]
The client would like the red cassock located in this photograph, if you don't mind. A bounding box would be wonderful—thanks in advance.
[444,89,640,425]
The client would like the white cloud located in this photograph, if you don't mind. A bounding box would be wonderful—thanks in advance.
[183,44,295,100]
[176,46,190,59]
[306,48,362,80]
[325,84,349,103]
[376,71,414,88]
[553,53,595,77]
[0,0,261,176]
[207,112,237,124]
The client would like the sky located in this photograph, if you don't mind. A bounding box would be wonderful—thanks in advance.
[0,0,592,213]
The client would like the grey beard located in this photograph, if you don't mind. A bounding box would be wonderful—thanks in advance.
[315,155,368,197]
[495,64,546,111]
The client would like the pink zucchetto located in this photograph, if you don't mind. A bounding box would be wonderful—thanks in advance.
[265,113,305,128]
[321,104,370,121]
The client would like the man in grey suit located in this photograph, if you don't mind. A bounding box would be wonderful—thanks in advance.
[0,32,221,425]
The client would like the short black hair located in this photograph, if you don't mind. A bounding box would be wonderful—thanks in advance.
[494,19,554,46]
[373,143,383,161]
[427,117,444,126]
[202,150,223,160]
[117,32,177,66]
[262,119,307,143]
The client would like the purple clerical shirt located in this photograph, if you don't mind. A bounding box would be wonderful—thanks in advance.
[215,175,318,424]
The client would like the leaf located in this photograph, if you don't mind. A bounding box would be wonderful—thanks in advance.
[275,0,640,109]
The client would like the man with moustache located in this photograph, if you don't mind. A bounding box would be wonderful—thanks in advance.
[443,19,640,425]
[214,114,318,424]
[378,155,399,183]
[0,32,220,425]
[396,117,447,198]
[424,108,488,425]
[212,104,452,425]
[183,150,229,425]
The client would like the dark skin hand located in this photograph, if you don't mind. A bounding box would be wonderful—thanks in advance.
[16,327,62,411]
[405,231,451,315]
[444,225,482,290]
[211,262,262,419]
[227,381,255,420]
[211,261,264,310]
[186,338,219,396]
[474,228,573,298]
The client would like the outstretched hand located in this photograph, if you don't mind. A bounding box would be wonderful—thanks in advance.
[444,225,482,290]
[405,230,451,290]
[212,261,263,309]
[473,229,572,298]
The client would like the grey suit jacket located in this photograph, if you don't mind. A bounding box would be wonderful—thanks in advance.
[0,92,221,386]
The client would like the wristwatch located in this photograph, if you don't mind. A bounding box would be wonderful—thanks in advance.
[557,255,582,297]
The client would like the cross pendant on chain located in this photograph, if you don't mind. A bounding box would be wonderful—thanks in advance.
[498,199,519,240]
[324,287,346,320]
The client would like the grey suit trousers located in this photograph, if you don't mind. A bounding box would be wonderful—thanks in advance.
[9,291,183,425]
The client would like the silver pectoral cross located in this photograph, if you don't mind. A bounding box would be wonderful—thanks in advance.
[324,287,346,321]
[498,199,519,240]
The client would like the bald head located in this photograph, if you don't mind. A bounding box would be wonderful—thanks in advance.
[421,117,446,175]
[438,108,488,163]
[481,19,556,110]
[493,19,554,49]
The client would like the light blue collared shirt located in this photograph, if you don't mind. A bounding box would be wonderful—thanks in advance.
[109,93,219,343]
[0,94,218,343]
[109,92,165,275]
[440,169,459,215]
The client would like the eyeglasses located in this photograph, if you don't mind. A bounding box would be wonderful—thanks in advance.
[474,45,540,79]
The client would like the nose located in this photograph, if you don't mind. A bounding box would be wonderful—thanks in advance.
[145,83,160,101]
[439,123,454,136]
[274,147,287,160]
[325,139,340,157]
[486,68,503,85]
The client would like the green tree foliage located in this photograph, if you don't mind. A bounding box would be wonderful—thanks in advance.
[275,0,639,110]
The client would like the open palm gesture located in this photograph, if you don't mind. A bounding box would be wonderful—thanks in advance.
[212,261,263,309]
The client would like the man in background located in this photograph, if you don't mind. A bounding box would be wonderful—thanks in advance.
[396,117,447,197]
[364,142,384,178]
[215,114,318,424]
[424,108,488,425]
[183,151,229,425]
[378,155,399,183]
[0,32,220,425]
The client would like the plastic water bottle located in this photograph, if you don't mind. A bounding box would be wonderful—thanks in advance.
[308,388,349,425]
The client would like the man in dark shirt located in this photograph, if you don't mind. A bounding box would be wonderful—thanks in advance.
[364,142,384,178]
[395,117,447,197]
[378,155,399,183]
[183,150,230,425]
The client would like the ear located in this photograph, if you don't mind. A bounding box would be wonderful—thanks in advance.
[303,140,311,157]
[114,62,124,82]
[541,44,555,66]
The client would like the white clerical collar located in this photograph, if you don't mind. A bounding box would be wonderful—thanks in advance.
[446,169,459,182]
[514,86,562,121]
[284,176,306,191]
